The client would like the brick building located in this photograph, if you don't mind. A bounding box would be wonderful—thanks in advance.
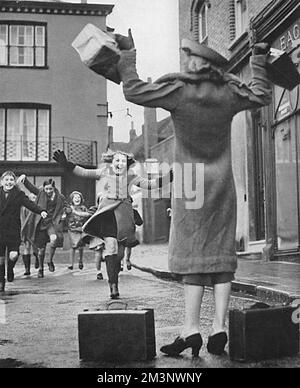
[0,0,113,206]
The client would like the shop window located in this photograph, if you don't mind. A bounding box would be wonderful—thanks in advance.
[0,104,50,161]
[0,22,46,67]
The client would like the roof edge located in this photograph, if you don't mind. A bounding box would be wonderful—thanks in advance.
[0,1,114,16]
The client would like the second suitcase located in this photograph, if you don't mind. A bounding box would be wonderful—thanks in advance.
[229,304,300,362]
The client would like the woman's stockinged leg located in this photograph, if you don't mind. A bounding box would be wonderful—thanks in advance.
[181,284,205,338]
[160,283,204,357]
[212,282,231,335]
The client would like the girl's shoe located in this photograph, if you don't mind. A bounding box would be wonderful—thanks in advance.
[96,272,103,280]
[68,266,73,270]
[48,262,55,272]
[37,269,44,278]
[207,332,228,355]
[110,283,119,299]
[7,260,15,282]
[160,333,203,357]
[126,261,132,271]
[79,262,84,270]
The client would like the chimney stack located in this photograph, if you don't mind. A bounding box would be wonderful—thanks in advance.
[129,121,137,142]
[108,126,114,147]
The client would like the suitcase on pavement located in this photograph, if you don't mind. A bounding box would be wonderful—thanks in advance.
[78,301,156,362]
[229,303,300,362]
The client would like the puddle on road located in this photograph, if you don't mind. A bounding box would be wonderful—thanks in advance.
[0,339,13,345]
[57,300,75,305]
[0,289,69,297]
[0,358,45,368]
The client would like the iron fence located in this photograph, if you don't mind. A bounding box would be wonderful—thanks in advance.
[0,137,98,166]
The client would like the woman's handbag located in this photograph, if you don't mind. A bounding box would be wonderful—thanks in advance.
[266,48,300,90]
[71,23,121,84]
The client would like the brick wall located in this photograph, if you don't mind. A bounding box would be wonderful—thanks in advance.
[179,0,273,61]
[177,0,274,247]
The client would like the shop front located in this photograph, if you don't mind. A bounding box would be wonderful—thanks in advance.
[271,20,300,254]
[259,10,300,259]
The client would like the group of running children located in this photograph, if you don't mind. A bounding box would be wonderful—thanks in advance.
[0,158,143,299]
[0,148,170,299]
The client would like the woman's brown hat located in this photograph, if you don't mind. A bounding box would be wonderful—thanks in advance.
[181,38,229,67]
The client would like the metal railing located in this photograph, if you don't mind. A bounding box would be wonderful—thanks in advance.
[0,137,98,166]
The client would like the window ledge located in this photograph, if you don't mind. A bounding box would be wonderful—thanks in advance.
[228,30,248,51]
[0,66,49,69]
[200,35,208,44]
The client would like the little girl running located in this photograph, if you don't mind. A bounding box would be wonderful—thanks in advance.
[65,191,91,270]
[53,149,172,299]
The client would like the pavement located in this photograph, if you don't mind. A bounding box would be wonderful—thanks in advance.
[129,243,300,304]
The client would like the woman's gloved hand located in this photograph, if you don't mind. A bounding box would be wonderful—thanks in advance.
[252,42,271,56]
[53,150,75,171]
[115,28,135,50]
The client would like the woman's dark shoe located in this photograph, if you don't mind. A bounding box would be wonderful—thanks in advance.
[96,272,103,280]
[68,266,73,270]
[78,262,84,270]
[160,333,203,357]
[126,261,132,271]
[207,332,228,355]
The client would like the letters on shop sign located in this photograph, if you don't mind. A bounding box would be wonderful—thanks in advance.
[279,22,300,51]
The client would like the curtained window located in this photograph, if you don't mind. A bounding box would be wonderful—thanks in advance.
[0,106,50,161]
[0,23,46,67]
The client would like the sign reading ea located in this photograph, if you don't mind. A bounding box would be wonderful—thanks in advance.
[278,20,300,52]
